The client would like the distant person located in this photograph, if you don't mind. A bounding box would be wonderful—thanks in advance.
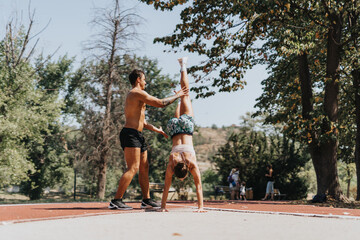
[159,57,206,213]
[261,164,274,201]
[215,186,225,200]
[239,181,246,200]
[109,69,189,210]
[228,168,239,200]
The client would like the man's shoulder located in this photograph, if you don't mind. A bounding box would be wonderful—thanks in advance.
[129,89,148,97]
[127,89,144,100]
[127,90,149,108]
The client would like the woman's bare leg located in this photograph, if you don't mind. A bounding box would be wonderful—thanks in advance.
[178,57,194,117]
[174,100,181,118]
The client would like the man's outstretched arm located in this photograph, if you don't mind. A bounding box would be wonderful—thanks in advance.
[143,120,168,139]
[160,86,188,106]
[138,86,189,108]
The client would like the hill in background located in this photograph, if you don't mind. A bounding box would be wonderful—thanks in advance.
[193,126,240,172]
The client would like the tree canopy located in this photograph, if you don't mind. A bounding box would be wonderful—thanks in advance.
[0,22,74,199]
[140,0,360,200]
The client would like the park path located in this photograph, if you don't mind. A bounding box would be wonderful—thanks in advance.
[1,200,360,224]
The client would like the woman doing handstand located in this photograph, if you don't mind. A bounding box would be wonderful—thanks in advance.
[160,57,206,213]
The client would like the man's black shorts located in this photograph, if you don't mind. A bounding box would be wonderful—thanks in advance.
[119,127,148,152]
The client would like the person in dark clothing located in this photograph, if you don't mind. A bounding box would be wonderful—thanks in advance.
[261,164,274,200]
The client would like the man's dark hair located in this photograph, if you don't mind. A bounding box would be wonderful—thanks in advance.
[174,162,188,179]
[129,69,145,86]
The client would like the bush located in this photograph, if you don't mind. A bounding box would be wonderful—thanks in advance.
[212,129,310,200]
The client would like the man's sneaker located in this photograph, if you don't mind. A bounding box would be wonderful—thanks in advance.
[141,198,161,209]
[108,199,133,210]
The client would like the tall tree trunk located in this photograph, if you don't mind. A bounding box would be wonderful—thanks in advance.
[97,152,108,199]
[346,165,351,198]
[298,38,344,200]
[353,69,360,200]
[349,8,360,201]
[97,77,113,199]
[297,53,322,195]
[319,13,344,200]
[96,5,120,199]
[298,53,325,197]
[298,53,313,119]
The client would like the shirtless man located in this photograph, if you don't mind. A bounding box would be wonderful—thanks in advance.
[109,69,189,210]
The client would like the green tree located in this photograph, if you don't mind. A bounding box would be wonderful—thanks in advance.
[76,0,142,199]
[201,169,220,192]
[213,128,309,200]
[346,4,360,200]
[0,31,36,186]
[0,19,73,199]
[20,56,75,200]
[140,0,360,201]
[69,57,128,198]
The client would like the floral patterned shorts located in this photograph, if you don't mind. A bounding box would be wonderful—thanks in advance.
[167,114,194,138]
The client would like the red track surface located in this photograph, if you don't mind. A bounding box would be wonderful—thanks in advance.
[1,200,360,224]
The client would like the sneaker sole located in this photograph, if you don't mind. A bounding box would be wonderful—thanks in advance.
[141,204,161,209]
[109,202,133,210]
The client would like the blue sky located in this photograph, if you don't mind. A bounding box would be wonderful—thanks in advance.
[0,0,267,127]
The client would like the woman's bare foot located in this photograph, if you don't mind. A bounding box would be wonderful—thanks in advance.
[178,57,188,66]
[178,57,188,72]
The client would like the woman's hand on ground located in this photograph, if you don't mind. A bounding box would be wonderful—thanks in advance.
[194,208,207,213]
[158,208,169,212]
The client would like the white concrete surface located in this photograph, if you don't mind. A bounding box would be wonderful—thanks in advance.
[1,208,359,240]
